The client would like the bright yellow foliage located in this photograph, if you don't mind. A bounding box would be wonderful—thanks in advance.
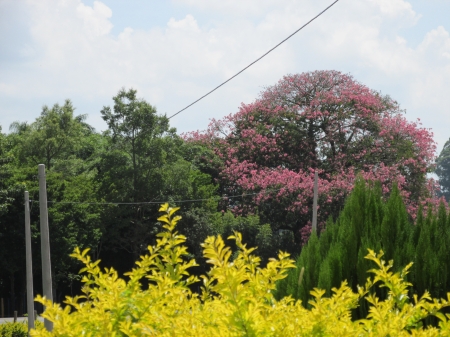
[31,204,450,336]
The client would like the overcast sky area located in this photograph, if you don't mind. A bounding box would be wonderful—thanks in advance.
[1,0,449,154]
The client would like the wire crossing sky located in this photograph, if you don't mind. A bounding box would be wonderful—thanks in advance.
[168,0,340,119]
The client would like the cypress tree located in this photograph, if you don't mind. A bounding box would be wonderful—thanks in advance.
[434,202,448,298]
[357,181,384,287]
[363,181,384,244]
[408,205,424,287]
[377,183,412,272]
[336,178,367,289]
[276,179,415,310]
[410,205,424,247]
[295,232,321,306]
[276,179,450,323]
[414,207,434,296]
[317,242,343,296]
[275,231,322,305]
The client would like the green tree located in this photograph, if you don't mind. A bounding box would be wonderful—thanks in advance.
[436,138,450,201]
[275,178,414,318]
[100,88,172,202]
[98,89,220,267]
[0,127,12,214]
[0,126,28,315]
[413,202,450,300]
[10,100,88,170]
[1,108,102,312]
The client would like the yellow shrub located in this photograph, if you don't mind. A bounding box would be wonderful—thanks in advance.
[0,320,43,337]
[31,204,450,336]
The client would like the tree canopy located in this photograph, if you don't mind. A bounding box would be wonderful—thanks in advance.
[9,100,89,170]
[186,70,437,242]
[0,74,445,318]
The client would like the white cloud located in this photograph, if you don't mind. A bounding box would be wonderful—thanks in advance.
[1,0,449,152]
[76,1,113,38]
[368,0,419,20]
[167,14,200,33]
[418,26,450,62]
[172,0,279,16]
[410,26,450,143]
[0,83,17,95]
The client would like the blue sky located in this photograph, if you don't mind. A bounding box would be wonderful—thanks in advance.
[1,0,449,155]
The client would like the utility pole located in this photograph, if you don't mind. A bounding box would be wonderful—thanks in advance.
[312,170,318,234]
[38,164,53,331]
[24,191,34,335]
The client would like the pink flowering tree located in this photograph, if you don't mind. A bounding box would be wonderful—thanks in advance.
[185,70,437,244]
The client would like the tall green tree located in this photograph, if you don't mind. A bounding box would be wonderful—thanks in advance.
[0,126,28,315]
[10,100,87,170]
[413,202,450,300]
[275,178,414,318]
[436,138,450,201]
[0,127,12,214]
[98,89,219,266]
[100,88,172,202]
[1,106,103,313]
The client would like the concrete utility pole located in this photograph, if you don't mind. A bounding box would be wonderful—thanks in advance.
[38,164,53,332]
[312,170,318,234]
[24,191,34,335]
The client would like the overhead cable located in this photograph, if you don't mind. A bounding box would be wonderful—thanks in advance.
[168,0,340,119]
[31,186,286,206]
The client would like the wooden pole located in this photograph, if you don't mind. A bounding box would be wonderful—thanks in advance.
[312,170,318,234]
[25,191,35,334]
[38,164,53,331]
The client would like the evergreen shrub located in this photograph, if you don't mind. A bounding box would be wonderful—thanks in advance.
[276,178,450,319]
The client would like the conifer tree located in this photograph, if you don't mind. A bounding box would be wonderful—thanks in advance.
[276,178,415,317]
[276,178,450,322]
[413,202,450,299]
[295,232,321,305]
[436,138,450,201]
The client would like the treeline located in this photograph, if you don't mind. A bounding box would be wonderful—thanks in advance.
[1,70,449,318]
[0,89,282,316]
[276,178,450,321]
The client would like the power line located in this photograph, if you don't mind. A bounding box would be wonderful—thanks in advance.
[30,186,286,206]
[168,0,340,120]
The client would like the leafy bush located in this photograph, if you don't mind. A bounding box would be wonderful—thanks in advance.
[0,322,27,337]
[31,204,450,336]
[0,321,42,337]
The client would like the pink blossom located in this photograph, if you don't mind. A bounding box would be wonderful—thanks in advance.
[185,70,437,243]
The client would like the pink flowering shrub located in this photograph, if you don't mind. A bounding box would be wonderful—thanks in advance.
[185,70,437,242]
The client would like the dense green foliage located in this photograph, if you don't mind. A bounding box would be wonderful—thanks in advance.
[0,80,445,322]
[276,178,450,319]
[0,89,274,317]
[437,138,450,201]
